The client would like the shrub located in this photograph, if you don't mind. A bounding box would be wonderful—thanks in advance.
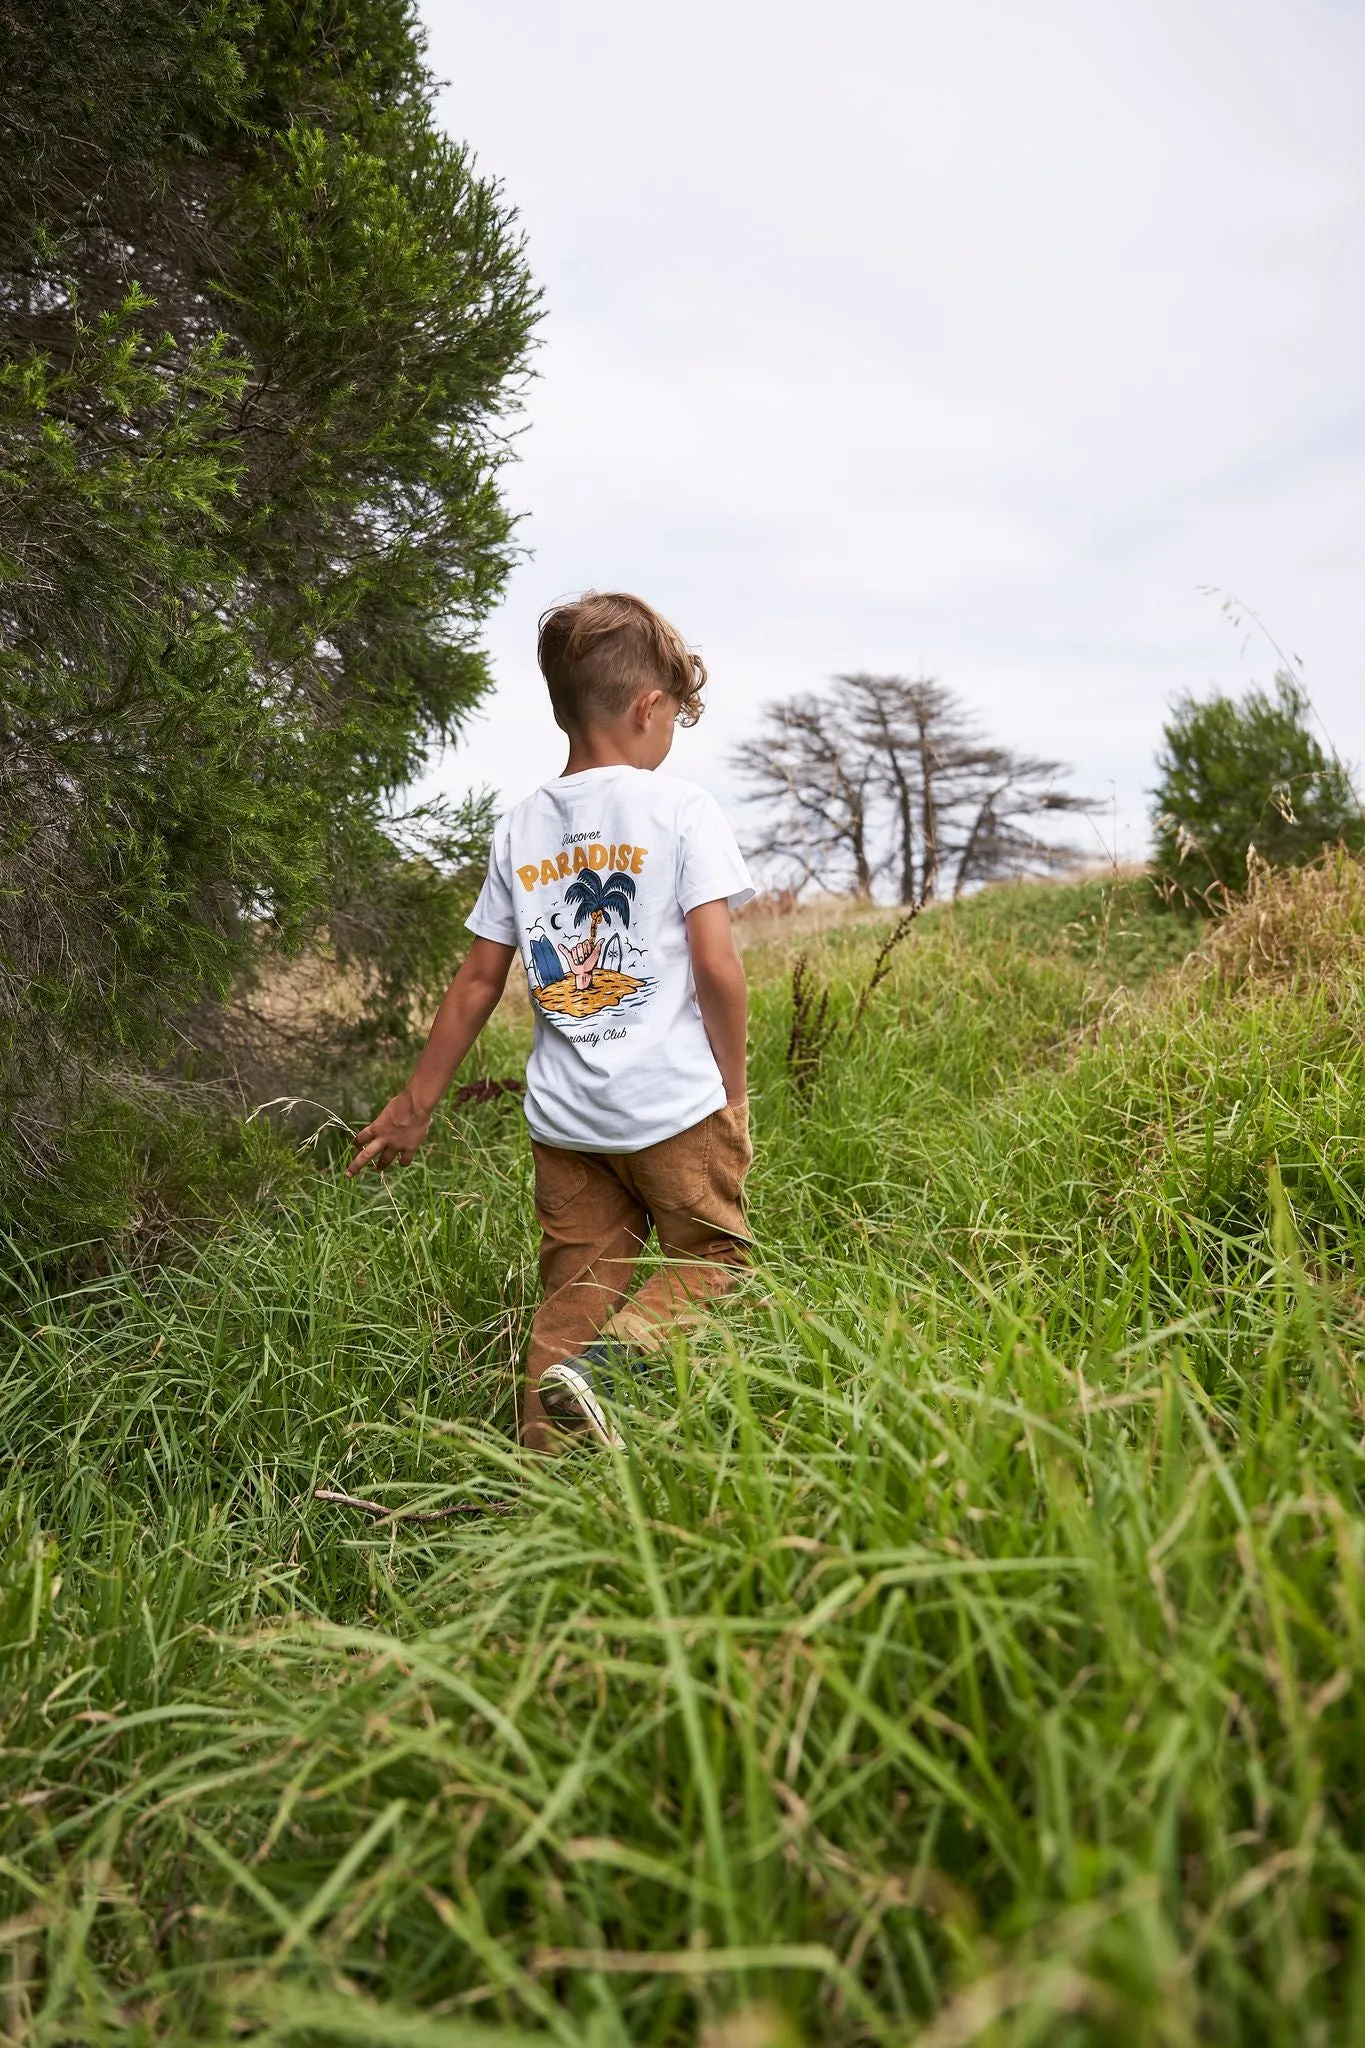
[1151,672,1363,903]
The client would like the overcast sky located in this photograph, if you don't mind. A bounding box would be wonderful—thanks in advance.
[416,0,1365,864]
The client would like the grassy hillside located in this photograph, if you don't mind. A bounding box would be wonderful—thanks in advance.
[3,865,1365,2046]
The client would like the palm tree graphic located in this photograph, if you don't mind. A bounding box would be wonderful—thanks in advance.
[556,869,637,992]
[565,868,636,943]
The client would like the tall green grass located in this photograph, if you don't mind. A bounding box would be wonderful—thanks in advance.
[3,873,1364,2045]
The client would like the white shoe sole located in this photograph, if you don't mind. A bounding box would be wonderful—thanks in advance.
[539,1362,625,1450]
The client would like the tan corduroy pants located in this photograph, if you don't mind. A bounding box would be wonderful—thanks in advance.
[521,1098,753,1448]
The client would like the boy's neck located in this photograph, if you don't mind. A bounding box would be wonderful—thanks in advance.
[560,724,653,776]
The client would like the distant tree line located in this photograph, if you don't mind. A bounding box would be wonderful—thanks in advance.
[736,667,1364,912]
[733,673,1090,903]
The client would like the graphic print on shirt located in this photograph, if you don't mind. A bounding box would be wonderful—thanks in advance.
[519,838,656,1025]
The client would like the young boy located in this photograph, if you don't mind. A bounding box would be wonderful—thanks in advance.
[347,591,755,1452]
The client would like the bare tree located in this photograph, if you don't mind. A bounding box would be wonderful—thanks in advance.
[734,675,1088,901]
[731,694,878,899]
[840,674,996,903]
[838,674,922,903]
[952,756,1089,896]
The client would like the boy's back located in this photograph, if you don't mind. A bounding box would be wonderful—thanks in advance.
[468,765,752,1151]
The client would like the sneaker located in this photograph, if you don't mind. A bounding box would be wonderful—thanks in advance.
[539,1341,651,1449]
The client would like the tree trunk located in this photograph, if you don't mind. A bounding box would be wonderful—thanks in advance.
[858,682,916,903]
[954,787,1005,897]
[915,710,940,901]
[850,791,873,901]
[896,783,916,906]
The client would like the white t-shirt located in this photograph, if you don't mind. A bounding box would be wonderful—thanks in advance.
[466,766,754,1152]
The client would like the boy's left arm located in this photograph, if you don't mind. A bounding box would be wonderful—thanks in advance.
[686,899,748,1104]
[347,937,516,1175]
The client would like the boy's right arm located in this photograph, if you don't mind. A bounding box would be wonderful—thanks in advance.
[347,937,517,1175]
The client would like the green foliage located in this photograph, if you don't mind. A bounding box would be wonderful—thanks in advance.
[328,792,501,1047]
[0,1081,316,1282]
[1151,672,1363,902]
[4,874,1365,2041]
[0,0,256,235]
[0,0,536,1235]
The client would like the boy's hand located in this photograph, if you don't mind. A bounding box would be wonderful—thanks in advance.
[348,1090,432,1176]
[342,939,516,1180]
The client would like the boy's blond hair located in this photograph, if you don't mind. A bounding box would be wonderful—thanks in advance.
[537,591,706,729]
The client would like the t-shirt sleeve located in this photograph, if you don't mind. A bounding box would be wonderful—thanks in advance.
[465,821,519,946]
[675,788,756,915]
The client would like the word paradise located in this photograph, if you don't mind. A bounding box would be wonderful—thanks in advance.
[516,842,648,892]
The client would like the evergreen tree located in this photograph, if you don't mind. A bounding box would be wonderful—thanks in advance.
[1151,676,1363,904]
[0,0,537,1231]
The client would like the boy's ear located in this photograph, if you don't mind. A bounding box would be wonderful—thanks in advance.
[633,687,667,727]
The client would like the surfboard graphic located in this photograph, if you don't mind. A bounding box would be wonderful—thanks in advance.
[529,934,561,987]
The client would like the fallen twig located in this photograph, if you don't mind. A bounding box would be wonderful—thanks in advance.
[312,1488,508,1522]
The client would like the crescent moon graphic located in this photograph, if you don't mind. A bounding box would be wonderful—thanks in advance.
[549,911,564,930]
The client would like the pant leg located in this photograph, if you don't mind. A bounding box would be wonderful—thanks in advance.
[524,1140,648,1448]
[603,1099,753,1351]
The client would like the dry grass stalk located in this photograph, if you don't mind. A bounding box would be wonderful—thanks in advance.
[1191,846,1365,990]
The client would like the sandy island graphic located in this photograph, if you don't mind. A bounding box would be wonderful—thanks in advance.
[528,866,650,1024]
[533,968,645,1020]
